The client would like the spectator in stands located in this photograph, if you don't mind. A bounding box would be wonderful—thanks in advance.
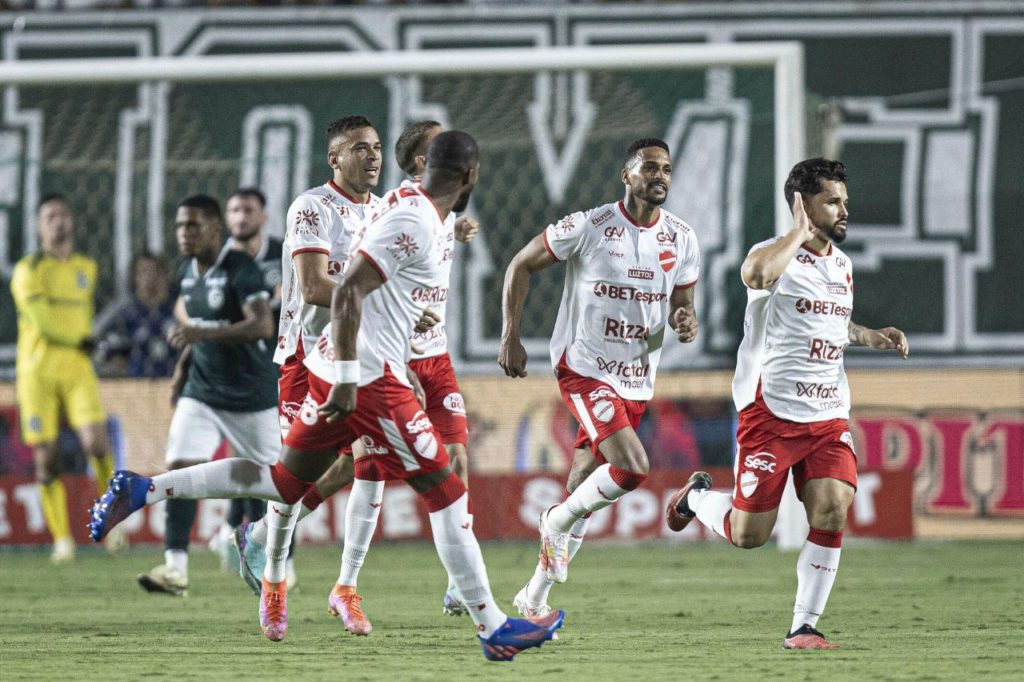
[97,252,177,378]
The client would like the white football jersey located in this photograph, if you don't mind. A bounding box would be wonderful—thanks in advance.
[545,200,701,401]
[273,181,381,365]
[381,180,456,359]
[732,238,854,422]
[305,185,451,387]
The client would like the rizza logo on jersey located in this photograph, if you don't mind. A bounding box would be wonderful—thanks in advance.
[809,338,846,361]
[604,317,650,341]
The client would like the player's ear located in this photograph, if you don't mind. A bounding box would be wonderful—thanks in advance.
[465,164,479,186]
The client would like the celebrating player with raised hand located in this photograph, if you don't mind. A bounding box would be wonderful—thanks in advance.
[665,158,909,650]
[499,138,700,616]
[89,131,564,661]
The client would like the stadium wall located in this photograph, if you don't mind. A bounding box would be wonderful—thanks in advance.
[0,370,1020,545]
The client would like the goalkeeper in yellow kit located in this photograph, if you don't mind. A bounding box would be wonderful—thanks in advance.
[11,194,125,562]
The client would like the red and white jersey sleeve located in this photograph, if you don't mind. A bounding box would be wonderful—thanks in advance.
[547,200,701,401]
[732,238,854,422]
[305,186,450,387]
[382,180,455,360]
[274,182,380,365]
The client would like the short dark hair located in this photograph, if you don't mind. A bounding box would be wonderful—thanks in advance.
[130,251,167,291]
[625,138,670,164]
[37,193,70,212]
[425,130,479,175]
[395,120,443,176]
[178,194,222,223]
[326,115,374,146]
[784,158,848,208]
[228,187,266,207]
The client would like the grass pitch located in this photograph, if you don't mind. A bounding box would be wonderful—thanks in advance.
[2,539,1022,680]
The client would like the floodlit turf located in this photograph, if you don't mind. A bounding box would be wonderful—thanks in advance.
[2,540,1022,680]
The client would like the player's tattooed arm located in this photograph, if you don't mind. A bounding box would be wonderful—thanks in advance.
[742,192,819,289]
[498,233,558,377]
[669,285,698,343]
[849,321,910,359]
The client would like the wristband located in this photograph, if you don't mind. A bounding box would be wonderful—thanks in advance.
[334,360,360,384]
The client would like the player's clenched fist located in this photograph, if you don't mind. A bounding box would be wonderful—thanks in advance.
[319,383,357,422]
[498,337,529,378]
[868,326,910,359]
[414,307,441,333]
[454,216,479,243]
[672,306,699,343]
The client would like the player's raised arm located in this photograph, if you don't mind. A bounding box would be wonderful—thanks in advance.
[741,192,819,290]
[498,233,558,377]
[849,321,910,359]
[318,253,386,421]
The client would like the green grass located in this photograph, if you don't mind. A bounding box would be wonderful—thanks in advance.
[1,540,1022,680]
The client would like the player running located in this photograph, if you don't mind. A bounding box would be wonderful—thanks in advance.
[89,131,564,661]
[11,194,123,562]
[234,120,478,630]
[133,194,279,596]
[665,158,909,650]
[499,138,700,615]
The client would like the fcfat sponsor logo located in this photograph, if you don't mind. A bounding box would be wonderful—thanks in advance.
[796,381,841,400]
[595,356,650,379]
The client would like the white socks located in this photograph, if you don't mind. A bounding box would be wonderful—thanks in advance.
[263,502,298,584]
[146,460,280,504]
[525,515,590,605]
[165,549,188,579]
[428,493,505,638]
[548,464,629,532]
[252,493,320,546]
[791,529,843,633]
[338,479,384,586]
[688,488,733,540]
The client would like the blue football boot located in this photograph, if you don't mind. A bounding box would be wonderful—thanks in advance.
[235,521,265,596]
[479,610,565,662]
[88,470,151,542]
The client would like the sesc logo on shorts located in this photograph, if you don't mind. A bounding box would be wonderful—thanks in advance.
[744,451,777,473]
[405,410,432,435]
[442,392,466,415]
[299,396,319,426]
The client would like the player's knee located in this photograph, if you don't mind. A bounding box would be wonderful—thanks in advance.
[33,445,59,482]
[811,501,849,532]
[731,529,770,549]
[270,461,313,504]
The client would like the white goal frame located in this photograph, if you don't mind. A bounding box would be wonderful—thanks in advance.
[0,42,805,235]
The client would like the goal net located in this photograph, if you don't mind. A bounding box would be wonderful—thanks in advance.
[0,43,804,374]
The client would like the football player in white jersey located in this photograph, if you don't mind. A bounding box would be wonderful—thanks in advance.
[89,133,565,659]
[231,115,384,596]
[665,158,909,650]
[499,138,700,616]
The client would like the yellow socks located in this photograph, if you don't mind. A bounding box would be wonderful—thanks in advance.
[39,479,71,541]
[92,454,115,496]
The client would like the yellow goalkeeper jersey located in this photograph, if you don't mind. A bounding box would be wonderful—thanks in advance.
[11,251,97,371]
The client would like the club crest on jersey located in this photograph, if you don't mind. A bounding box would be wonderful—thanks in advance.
[839,431,856,453]
[207,286,224,310]
[76,270,88,289]
[658,249,676,272]
[592,399,615,423]
[414,432,439,459]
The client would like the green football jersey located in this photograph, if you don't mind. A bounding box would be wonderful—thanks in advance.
[177,246,278,412]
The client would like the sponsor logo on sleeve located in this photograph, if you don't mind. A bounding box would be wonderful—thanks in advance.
[443,393,467,415]
[294,209,320,236]
[388,233,419,260]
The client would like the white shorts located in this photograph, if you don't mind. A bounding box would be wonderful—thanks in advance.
[166,397,280,466]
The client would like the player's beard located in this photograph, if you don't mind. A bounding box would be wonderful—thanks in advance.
[452,186,474,213]
[642,182,668,206]
[819,220,848,244]
[230,224,260,243]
